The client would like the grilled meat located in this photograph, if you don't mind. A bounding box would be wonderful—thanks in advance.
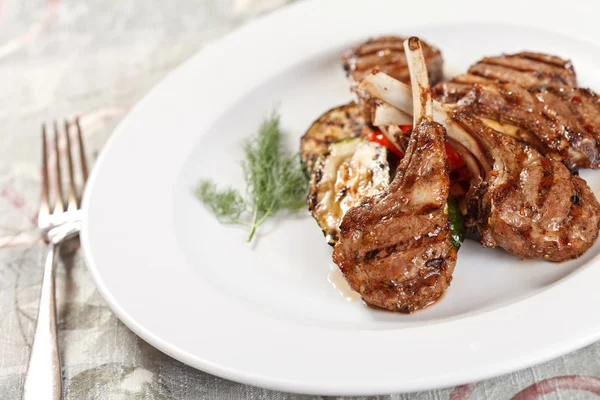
[446,83,600,170]
[437,51,577,103]
[466,52,576,86]
[531,85,600,144]
[333,37,456,312]
[454,112,600,261]
[359,71,600,261]
[342,35,444,90]
[343,36,443,122]
[360,73,490,177]
[430,52,600,170]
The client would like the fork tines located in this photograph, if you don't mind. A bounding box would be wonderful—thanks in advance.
[40,118,88,223]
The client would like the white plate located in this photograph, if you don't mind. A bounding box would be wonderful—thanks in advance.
[81,0,600,395]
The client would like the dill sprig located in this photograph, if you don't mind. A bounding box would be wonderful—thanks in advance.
[195,112,308,243]
[194,181,245,225]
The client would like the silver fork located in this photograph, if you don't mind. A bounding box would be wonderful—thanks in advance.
[23,118,88,400]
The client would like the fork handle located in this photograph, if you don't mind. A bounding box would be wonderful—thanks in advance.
[23,244,61,400]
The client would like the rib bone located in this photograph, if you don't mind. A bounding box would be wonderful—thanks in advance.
[405,36,433,124]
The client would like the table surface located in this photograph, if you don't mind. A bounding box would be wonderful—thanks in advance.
[2,1,600,399]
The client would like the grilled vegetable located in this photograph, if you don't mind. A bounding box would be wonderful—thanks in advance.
[300,102,373,172]
[447,195,465,250]
[365,129,405,158]
[308,138,390,245]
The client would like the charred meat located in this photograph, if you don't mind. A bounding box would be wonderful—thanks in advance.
[446,83,600,170]
[431,52,600,170]
[436,51,577,102]
[343,36,444,122]
[359,70,600,261]
[333,37,456,312]
[342,35,444,90]
[464,52,576,86]
[454,113,600,261]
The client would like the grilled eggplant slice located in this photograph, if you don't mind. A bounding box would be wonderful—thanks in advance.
[308,138,390,245]
[300,102,373,172]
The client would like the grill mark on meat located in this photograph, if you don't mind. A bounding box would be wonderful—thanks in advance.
[426,257,447,271]
[364,249,379,260]
[355,67,600,261]
[333,38,456,313]
[452,112,600,261]
[476,58,574,86]
[468,63,556,87]
[535,86,600,145]
[355,225,449,263]
[533,89,599,164]
[516,226,532,242]
[444,82,599,170]
[464,52,576,88]
[480,58,554,74]
[519,52,575,71]
[536,158,554,209]
[343,36,443,120]
[468,69,499,82]
[571,194,580,204]
[431,52,600,170]
[346,188,444,229]
[403,171,417,188]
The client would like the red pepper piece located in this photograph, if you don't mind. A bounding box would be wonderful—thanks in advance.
[366,127,466,172]
[365,130,405,158]
[444,142,465,171]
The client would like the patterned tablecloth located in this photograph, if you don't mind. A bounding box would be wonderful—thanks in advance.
[2,1,600,399]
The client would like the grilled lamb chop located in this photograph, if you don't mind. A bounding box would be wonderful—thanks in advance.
[454,113,600,260]
[342,35,444,90]
[367,75,600,170]
[343,35,443,122]
[333,37,456,312]
[436,52,577,103]
[429,52,600,170]
[465,52,576,86]
[359,71,600,261]
[446,83,600,170]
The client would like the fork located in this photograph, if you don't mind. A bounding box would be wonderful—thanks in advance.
[22,118,88,400]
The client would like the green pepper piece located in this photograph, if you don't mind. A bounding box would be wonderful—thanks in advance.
[447,195,465,250]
